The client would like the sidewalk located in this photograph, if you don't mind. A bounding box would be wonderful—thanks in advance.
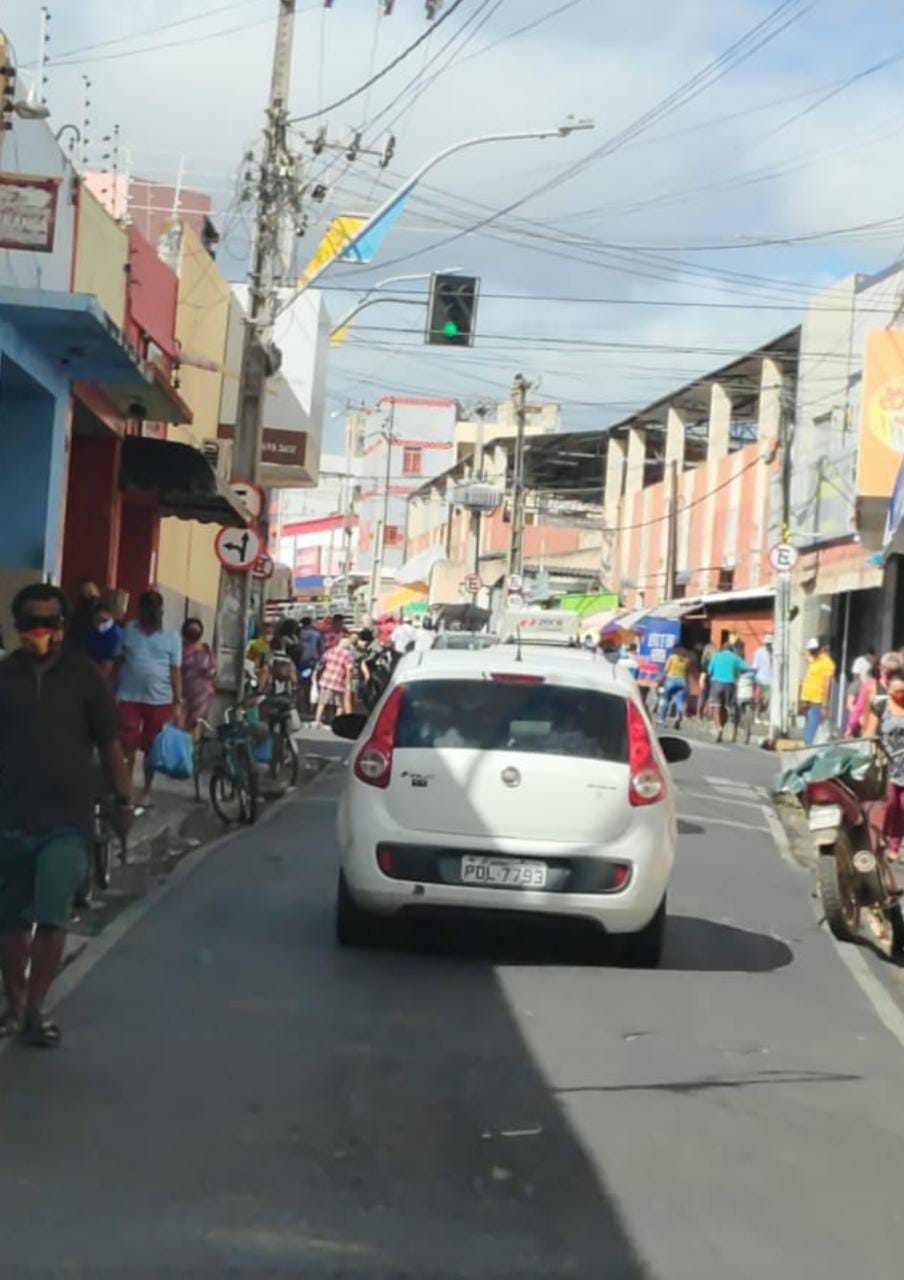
[64,732,342,966]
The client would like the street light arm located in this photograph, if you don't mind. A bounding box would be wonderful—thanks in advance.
[296,120,594,297]
[329,294,427,338]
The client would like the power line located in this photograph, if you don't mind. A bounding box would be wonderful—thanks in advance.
[289,0,470,124]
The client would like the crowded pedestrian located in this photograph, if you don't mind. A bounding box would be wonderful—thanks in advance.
[864,668,904,859]
[65,577,102,656]
[392,616,418,656]
[707,638,750,743]
[0,584,133,1046]
[658,645,690,728]
[297,616,323,712]
[800,637,836,746]
[752,632,773,714]
[181,617,216,738]
[116,591,183,800]
[314,635,356,728]
[86,597,123,682]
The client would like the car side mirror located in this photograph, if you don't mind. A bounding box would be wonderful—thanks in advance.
[659,734,692,764]
[331,713,368,741]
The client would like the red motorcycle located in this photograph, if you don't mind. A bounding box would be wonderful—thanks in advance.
[802,739,904,953]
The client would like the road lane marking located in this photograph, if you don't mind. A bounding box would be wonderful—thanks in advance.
[682,791,767,811]
[678,811,769,832]
[822,933,904,1054]
[760,804,801,869]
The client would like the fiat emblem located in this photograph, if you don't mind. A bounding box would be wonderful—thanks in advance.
[501,766,521,788]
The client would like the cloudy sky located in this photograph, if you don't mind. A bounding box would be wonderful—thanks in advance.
[7,0,904,446]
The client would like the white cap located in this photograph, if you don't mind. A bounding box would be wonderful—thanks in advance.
[806,637,821,651]
[764,633,774,643]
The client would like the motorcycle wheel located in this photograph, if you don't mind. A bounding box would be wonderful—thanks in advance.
[818,832,861,942]
[885,903,904,956]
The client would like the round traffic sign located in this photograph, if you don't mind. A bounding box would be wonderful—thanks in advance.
[506,573,523,593]
[252,553,275,581]
[215,525,263,572]
[769,541,798,573]
[507,592,525,608]
[228,480,264,521]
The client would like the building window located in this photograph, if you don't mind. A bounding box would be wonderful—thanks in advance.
[384,525,403,546]
[402,447,422,476]
[717,567,735,593]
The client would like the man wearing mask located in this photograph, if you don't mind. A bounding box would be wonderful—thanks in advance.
[0,584,132,1046]
[116,590,183,798]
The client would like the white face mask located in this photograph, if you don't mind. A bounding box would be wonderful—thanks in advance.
[96,618,115,634]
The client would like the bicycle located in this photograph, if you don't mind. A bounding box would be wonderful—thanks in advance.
[729,672,757,745]
[193,719,219,803]
[74,795,127,907]
[209,706,260,826]
[261,694,301,789]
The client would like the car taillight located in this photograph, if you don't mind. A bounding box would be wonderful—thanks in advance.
[626,701,665,807]
[353,686,404,789]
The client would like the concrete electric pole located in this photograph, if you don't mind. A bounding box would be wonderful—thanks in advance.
[220,0,298,697]
[507,374,531,580]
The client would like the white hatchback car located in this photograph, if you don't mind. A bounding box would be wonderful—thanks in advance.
[332,645,690,965]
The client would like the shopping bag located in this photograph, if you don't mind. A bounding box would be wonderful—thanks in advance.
[146,723,194,780]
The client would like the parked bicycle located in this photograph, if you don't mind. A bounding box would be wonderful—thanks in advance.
[74,794,127,907]
[208,705,260,826]
[261,694,301,789]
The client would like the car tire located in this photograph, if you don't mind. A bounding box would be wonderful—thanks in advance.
[621,897,667,967]
[335,872,393,948]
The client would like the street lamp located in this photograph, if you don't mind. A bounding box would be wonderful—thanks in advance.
[296,118,595,298]
[329,267,462,340]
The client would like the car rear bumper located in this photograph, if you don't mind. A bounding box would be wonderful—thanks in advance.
[339,802,674,935]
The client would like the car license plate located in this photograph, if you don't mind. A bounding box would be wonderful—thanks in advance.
[808,804,843,832]
[460,856,547,889]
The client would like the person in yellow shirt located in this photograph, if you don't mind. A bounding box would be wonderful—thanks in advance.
[658,646,690,729]
[800,637,836,745]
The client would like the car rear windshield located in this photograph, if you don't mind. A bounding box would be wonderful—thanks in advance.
[394,679,628,762]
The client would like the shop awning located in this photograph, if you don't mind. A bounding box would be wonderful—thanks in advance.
[120,437,249,528]
[397,544,447,586]
[0,287,192,424]
[379,584,427,614]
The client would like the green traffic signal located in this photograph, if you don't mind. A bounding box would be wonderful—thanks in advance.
[443,320,459,337]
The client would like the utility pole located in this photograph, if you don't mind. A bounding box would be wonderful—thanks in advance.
[507,374,531,579]
[470,401,490,603]
[219,0,298,697]
[770,400,794,741]
[664,458,678,602]
[368,399,396,621]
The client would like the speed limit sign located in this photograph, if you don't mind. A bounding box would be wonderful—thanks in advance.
[769,542,798,573]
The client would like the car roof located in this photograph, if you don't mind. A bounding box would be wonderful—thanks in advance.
[395,644,637,695]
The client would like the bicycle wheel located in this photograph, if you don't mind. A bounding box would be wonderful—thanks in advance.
[92,835,112,891]
[269,729,300,789]
[193,736,211,803]
[209,766,244,825]
[237,741,259,824]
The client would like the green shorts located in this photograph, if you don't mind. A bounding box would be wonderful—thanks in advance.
[0,830,88,930]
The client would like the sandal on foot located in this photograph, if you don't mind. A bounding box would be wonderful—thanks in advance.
[0,1009,22,1038]
[21,1013,61,1048]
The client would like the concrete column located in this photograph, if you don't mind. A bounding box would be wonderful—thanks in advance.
[604,433,626,519]
[665,405,686,470]
[626,426,646,495]
[707,382,732,460]
[758,356,784,442]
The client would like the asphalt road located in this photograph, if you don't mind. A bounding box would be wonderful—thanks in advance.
[3,737,904,1278]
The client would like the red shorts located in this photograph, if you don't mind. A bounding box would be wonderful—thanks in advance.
[118,701,174,754]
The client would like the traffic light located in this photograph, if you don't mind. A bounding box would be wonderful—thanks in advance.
[426,273,479,348]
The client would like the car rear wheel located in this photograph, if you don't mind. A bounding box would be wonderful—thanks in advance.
[335,872,394,948]
[620,897,667,967]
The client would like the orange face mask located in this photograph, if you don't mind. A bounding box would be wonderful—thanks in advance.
[20,628,63,659]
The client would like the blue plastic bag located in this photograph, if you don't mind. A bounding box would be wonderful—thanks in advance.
[146,723,194,780]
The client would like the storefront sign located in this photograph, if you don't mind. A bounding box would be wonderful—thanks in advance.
[857,329,904,499]
[0,175,60,253]
[294,545,321,579]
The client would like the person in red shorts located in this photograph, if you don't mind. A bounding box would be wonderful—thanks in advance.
[115,591,183,801]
